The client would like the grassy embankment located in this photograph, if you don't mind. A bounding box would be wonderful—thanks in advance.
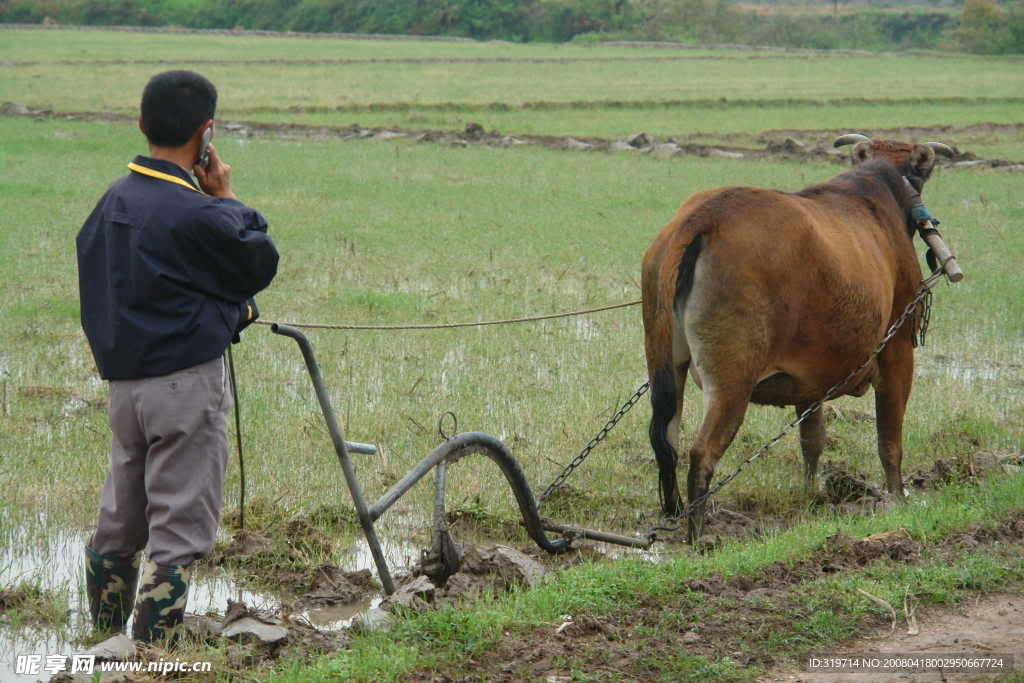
[1,27,1023,681]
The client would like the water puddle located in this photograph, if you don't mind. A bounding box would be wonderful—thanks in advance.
[0,526,410,682]
[920,355,1024,389]
[0,629,74,683]
[1,505,656,681]
[190,564,383,628]
[304,596,381,630]
[1,528,83,683]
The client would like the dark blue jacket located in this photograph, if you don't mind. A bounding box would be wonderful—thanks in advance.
[77,156,279,380]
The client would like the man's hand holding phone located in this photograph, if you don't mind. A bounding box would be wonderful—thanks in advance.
[194,142,237,200]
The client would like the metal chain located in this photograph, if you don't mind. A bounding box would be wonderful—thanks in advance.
[645,267,947,544]
[538,380,650,502]
[912,286,933,348]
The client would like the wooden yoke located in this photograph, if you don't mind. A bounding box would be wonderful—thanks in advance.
[902,176,964,283]
[920,221,964,282]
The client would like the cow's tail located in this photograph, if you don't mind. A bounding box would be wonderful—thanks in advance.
[645,230,706,515]
[649,365,681,513]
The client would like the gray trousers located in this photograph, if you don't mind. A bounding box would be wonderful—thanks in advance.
[91,356,233,567]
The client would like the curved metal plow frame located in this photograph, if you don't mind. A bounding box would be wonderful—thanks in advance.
[271,324,650,595]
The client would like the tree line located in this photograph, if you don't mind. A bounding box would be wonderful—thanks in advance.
[2,0,1022,54]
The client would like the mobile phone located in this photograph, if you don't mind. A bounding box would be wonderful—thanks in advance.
[198,127,212,169]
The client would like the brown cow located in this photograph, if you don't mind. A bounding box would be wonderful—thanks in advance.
[641,135,953,540]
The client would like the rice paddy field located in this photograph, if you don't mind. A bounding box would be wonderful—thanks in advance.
[1,24,1024,683]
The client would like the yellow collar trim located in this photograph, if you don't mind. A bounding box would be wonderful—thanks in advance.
[128,162,205,194]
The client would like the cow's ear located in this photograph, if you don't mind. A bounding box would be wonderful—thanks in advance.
[908,143,936,184]
[851,140,874,166]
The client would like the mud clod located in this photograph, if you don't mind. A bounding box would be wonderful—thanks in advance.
[707,507,761,539]
[560,616,613,639]
[819,461,886,507]
[907,451,1024,489]
[211,516,349,593]
[223,617,290,645]
[681,629,701,644]
[665,506,765,551]
[221,598,250,628]
[821,531,920,570]
[946,512,1024,550]
[0,586,36,610]
[907,457,966,488]
[727,574,756,592]
[5,101,30,115]
[284,518,334,556]
[385,575,437,611]
[215,529,276,560]
[298,565,377,607]
[625,132,654,148]
[396,543,548,611]
[209,600,294,648]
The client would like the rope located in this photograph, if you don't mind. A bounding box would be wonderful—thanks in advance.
[227,345,246,531]
[254,300,641,331]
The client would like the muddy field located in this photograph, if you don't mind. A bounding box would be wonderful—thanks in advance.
[24,447,1020,682]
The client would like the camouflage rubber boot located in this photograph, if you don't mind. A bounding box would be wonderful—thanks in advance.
[131,559,192,643]
[85,546,142,633]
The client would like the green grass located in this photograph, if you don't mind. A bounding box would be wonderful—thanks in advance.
[0,28,735,62]
[2,113,1023,536]
[4,29,1024,116]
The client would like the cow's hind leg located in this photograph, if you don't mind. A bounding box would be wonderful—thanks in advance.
[796,403,826,488]
[649,362,688,515]
[874,340,914,497]
[686,388,750,543]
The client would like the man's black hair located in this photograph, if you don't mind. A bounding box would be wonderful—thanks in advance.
[140,70,217,148]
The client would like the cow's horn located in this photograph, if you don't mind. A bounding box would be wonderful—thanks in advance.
[924,142,955,158]
[833,134,871,148]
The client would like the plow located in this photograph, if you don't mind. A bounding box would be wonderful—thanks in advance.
[272,323,654,596]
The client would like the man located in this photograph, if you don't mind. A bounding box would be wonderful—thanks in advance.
[76,70,279,643]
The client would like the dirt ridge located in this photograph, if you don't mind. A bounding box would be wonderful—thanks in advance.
[8,104,1023,170]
